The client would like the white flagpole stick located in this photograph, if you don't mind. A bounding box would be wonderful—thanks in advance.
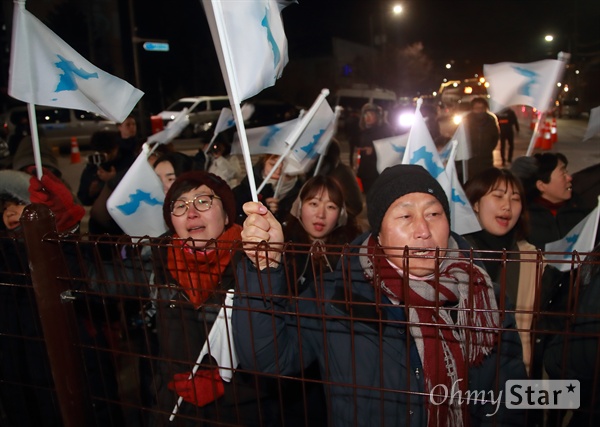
[401,98,423,164]
[526,111,544,156]
[203,0,258,201]
[313,106,342,177]
[256,89,330,194]
[27,103,43,180]
[273,174,284,199]
[446,140,459,169]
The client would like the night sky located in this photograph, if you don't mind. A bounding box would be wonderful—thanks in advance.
[3,0,599,113]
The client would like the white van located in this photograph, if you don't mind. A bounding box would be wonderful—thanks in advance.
[157,95,230,139]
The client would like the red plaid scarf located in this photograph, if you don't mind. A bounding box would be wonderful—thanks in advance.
[167,224,242,307]
[361,235,499,427]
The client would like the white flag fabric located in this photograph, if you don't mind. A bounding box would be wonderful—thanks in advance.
[544,202,600,271]
[284,100,335,174]
[196,290,238,382]
[213,104,256,136]
[230,118,298,156]
[484,58,565,113]
[373,134,409,173]
[583,105,600,142]
[402,106,452,196]
[8,2,143,123]
[449,121,471,161]
[146,108,190,145]
[445,157,481,235]
[107,144,168,237]
[202,0,293,102]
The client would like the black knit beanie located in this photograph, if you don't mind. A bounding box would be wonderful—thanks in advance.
[367,164,450,236]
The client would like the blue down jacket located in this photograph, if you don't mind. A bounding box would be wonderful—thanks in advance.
[233,235,527,427]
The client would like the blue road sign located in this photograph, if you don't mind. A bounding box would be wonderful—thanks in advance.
[143,42,169,52]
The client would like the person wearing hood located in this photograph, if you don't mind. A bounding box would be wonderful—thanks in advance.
[354,103,393,194]
[235,164,527,426]
[282,175,361,295]
[463,97,500,179]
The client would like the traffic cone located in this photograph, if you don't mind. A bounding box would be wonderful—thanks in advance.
[530,110,539,131]
[70,137,81,163]
[550,117,558,144]
[541,120,552,150]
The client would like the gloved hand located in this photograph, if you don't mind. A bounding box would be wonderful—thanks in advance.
[168,368,224,407]
[27,167,85,232]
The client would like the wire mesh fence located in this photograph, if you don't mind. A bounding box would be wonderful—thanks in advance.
[1,208,599,427]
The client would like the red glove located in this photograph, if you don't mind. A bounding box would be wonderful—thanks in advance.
[27,167,85,232]
[168,368,225,407]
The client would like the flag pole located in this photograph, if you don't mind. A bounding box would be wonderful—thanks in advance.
[203,0,259,201]
[401,98,423,164]
[26,103,43,180]
[256,88,330,194]
[313,106,342,176]
[525,110,544,156]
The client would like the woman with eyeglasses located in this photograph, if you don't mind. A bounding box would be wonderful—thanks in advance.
[149,171,274,426]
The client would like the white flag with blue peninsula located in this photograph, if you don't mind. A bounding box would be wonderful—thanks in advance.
[202,0,294,102]
[8,0,143,123]
[230,119,298,156]
[484,58,565,113]
[402,101,451,196]
[373,134,409,173]
[107,144,167,237]
[544,199,600,271]
[445,145,481,235]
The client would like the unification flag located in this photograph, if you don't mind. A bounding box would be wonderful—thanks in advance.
[213,103,256,137]
[484,58,565,113]
[202,0,294,102]
[402,103,451,196]
[544,200,600,272]
[8,1,143,123]
[373,134,409,173]
[445,149,481,235]
[284,99,335,174]
[230,118,298,156]
[107,144,167,237]
[583,105,600,142]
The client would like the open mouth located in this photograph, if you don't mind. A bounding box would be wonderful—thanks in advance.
[496,216,511,227]
[312,222,325,232]
[188,225,206,232]
[411,249,432,256]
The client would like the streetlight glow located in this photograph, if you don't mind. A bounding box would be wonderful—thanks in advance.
[545,35,554,42]
[392,4,403,15]
[445,63,452,69]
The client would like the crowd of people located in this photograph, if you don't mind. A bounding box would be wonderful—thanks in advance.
[1,104,599,427]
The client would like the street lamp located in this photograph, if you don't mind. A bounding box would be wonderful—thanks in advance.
[392,4,403,15]
[544,34,554,42]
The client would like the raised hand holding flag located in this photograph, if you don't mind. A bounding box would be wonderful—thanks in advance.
[202,0,295,202]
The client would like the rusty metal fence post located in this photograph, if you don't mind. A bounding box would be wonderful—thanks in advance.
[20,203,86,427]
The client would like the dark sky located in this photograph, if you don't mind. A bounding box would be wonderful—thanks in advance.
[280,0,599,68]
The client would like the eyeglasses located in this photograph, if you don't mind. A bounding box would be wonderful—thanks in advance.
[171,194,221,217]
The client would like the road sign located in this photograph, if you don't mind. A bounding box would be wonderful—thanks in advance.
[143,42,169,52]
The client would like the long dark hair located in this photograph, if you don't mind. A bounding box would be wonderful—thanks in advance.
[464,168,530,240]
[284,175,360,246]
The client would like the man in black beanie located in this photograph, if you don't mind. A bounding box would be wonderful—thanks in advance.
[235,164,527,426]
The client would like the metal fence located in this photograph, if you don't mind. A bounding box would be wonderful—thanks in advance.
[1,204,599,427]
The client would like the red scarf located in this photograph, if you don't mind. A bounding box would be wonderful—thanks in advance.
[362,235,499,427]
[167,224,242,307]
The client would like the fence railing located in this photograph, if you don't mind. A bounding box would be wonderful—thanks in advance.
[1,204,599,427]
